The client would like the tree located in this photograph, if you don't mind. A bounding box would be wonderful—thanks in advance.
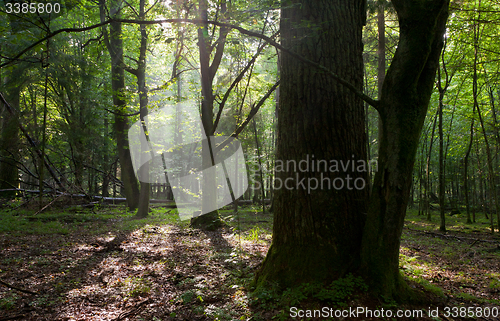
[0,14,30,195]
[125,0,151,218]
[100,0,140,210]
[189,0,229,230]
[255,0,369,288]
[361,0,449,298]
[256,0,450,300]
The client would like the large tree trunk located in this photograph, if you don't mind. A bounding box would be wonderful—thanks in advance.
[360,0,449,299]
[255,0,368,288]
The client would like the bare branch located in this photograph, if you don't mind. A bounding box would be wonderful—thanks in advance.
[1,18,378,108]
[215,80,280,154]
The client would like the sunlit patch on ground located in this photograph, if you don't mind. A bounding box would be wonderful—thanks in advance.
[401,210,500,309]
[0,206,273,320]
[1,206,499,320]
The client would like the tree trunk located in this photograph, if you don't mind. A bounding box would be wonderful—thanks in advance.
[39,68,49,209]
[471,2,497,232]
[425,111,438,221]
[255,0,368,289]
[0,68,21,194]
[135,0,150,218]
[476,101,498,233]
[376,0,386,153]
[464,119,474,224]
[102,115,110,197]
[100,0,140,210]
[190,0,228,230]
[488,88,500,230]
[360,0,449,299]
[438,92,445,232]
[437,55,451,232]
[252,118,266,214]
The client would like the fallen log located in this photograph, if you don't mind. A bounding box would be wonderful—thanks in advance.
[404,226,500,245]
[235,199,271,205]
[0,278,37,295]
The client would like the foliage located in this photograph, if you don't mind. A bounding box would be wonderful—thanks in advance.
[0,293,18,310]
[251,274,368,310]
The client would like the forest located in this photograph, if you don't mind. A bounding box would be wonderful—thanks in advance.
[1,0,500,320]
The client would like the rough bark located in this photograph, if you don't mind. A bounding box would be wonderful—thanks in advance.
[255,0,368,289]
[360,0,450,299]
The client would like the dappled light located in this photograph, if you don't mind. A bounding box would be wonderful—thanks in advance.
[2,0,500,319]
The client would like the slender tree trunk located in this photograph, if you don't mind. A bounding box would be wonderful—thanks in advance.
[252,118,266,214]
[377,0,385,150]
[464,119,474,224]
[0,68,21,194]
[471,2,497,232]
[102,115,110,197]
[472,164,477,222]
[438,93,445,231]
[419,132,428,216]
[476,102,497,233]
[135,0,150,218]
[39,67,49,209]
[191,0,228,230]
[437,63,448,232]
[488,88,500,230]
[426,111,438,220]
[476,148,488,219]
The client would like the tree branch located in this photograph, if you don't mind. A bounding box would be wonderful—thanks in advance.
[1,18,378,108]
[0,279,37,295]
[215,80,280,154]
[212,33,274,133]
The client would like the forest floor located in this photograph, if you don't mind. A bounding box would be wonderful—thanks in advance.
[0,200,499,320]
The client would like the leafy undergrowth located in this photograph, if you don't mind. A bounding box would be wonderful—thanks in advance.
[0,204,499,320]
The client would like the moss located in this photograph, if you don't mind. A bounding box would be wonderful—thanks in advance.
[190,210,225,231]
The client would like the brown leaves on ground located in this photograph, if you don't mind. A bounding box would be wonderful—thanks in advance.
[399,219,500,320]
[0,211,270,320]
[1,208,499,321]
